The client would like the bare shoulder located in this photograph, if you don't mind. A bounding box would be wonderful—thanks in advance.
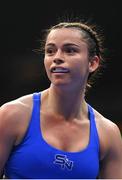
[94,108,121,137]
[93,108,122,160]
[0,93,33,119]
[0,94,33,145]
[94,108,119,130]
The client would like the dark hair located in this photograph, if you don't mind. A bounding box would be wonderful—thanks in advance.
[40,21,105,90]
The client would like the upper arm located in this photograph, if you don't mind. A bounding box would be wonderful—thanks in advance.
[99,123,122,179]
[0,104,18,176]
[0,95,32,177]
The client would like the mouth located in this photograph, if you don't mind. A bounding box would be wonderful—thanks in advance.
[50,67,70,73]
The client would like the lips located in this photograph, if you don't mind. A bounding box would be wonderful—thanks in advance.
[50,67,70,73]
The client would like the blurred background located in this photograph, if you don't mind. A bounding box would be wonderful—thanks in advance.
[0,1,122,131]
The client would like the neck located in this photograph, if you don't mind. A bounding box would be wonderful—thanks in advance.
[46,84,87,120]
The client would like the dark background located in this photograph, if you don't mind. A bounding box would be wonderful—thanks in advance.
[0,1,122,130]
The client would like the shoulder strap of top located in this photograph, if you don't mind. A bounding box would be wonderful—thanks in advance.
[31,92,41,132]
[24,92,41,139]
[88,104,100,153]
[13,92,41,147]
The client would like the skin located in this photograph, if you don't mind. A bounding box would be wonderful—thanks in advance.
[0,28,122,179]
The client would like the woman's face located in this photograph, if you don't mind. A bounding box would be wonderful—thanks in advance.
[44,28,99,89]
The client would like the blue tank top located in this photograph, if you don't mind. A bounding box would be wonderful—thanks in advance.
[5,92,100,179]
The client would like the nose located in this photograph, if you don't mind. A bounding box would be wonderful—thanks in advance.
[53,50,64,64]
[53,58,64,64]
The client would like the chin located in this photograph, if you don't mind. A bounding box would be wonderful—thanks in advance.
[53,81,69,86]
[51,79,71,87]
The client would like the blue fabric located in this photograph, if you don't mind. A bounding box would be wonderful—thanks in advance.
[5,92,100,179]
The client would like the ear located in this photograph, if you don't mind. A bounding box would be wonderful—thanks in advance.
[89,55,100,73]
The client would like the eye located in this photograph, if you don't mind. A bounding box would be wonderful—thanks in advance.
[65,47,78,54]
[45,47,55,55]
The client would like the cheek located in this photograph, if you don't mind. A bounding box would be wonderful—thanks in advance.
[44,58,52,79]
[72,57,89,72]
[44,58,47,69]
[71,60,90,82]
[44,57,50,71]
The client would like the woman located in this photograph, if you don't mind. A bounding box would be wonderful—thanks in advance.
[0,21,122,179]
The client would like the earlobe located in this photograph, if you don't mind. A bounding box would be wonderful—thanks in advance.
[89,56,100,73]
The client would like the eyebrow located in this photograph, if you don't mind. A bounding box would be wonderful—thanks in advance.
[45,43,80,47]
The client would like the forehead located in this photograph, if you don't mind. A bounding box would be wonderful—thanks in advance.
[46,28,86,46]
